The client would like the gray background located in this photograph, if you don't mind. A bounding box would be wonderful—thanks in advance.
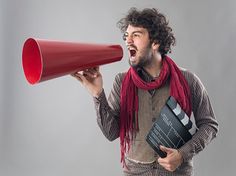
[0,0,235,175]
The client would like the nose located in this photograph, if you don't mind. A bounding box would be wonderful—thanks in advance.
[125,35,134,46]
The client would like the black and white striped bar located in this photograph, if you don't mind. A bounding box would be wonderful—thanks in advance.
[166,96,198,135]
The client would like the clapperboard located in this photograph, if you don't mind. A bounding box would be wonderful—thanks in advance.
[146,96,198,158]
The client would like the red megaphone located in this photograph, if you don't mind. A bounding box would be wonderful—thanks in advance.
[22,38,123,84]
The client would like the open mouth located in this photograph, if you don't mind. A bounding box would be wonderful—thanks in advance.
[129,49,137,57]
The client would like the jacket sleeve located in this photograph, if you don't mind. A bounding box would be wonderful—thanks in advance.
[93,73,124,141]
[178,71,219,161]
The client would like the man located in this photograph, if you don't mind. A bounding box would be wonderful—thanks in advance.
[72,8,218,176]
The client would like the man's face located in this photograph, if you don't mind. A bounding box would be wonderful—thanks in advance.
[123,25,154,68]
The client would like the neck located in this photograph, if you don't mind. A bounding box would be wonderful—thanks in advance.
[144,53,162,78]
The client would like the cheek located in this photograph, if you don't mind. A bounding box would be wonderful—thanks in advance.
[136,43,146,52]
[138,45,149,55]
[134,39,143,47]
[135,39,150,48]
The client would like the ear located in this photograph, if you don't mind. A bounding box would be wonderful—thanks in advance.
[151,41,160,51]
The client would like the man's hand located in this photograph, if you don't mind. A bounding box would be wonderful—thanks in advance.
[71,67,103,98]
[157,145,183,172]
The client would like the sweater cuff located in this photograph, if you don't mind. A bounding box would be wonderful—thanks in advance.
[93,89,106,104]
[178,142,194,162]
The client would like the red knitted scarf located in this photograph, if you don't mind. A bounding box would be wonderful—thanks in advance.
[119,56,192,165]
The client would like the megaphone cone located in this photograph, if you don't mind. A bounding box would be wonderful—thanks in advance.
[22,38,123,84]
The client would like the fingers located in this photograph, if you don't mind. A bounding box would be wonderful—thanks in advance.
[93,66,99,72]
[83,68,99,78]
[71,72,84,82]
[158,162,176,172]
[158,157,176,172]
[157,146,183,172]
[158,156,169,165]
[71,67,100,80]
[74,67,100,78]
[158,146,174,163]
[159,145,173,153]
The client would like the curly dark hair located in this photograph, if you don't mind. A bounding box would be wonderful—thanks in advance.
[117,7,176,56]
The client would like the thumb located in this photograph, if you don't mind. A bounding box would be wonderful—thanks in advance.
[159,145,174,154]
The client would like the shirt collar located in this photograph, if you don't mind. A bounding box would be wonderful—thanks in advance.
[136,67,155,83]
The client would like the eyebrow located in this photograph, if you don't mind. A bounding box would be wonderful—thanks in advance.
[124,30,145,35]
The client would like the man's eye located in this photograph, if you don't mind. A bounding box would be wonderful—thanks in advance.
[123,34,128,41]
